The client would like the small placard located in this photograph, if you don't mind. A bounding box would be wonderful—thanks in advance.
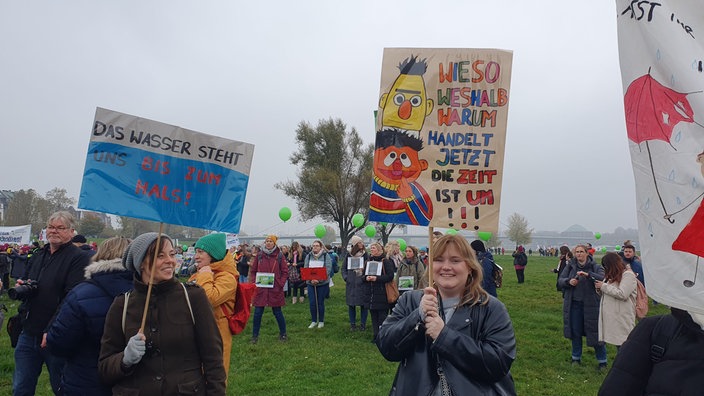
[348,256,363,270]
[255,272,275,288]
[398,276,414,291]
[365,261,382,276]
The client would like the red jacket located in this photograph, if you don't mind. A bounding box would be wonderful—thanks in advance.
[249,247,288,307]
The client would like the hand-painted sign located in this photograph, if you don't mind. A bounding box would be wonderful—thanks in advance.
[78,108,254,233]
[617,1,704,312]
[0,225,32,245]
[369,48,513,233]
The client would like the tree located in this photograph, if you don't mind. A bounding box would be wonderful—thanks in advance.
[45,188,75,213]
[276,119,374,249]
[322,225,336,246]
[79,213,105,237]
[4,189,48,234]
[376,223,405,246]
[505,212,533,247]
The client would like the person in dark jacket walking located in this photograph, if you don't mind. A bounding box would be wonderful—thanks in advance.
[46,236,132,396]
[377,234,516,395]
[558,244,607,369]
[599,307,704,395]
[12,211,91,396]
[363,242,395,342]
[471,239,497,297]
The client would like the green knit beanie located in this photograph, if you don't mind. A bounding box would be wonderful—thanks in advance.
[195,233,227,261]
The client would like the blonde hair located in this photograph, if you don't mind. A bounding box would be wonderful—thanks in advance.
[94,236,131,262]
[432,234,488,307]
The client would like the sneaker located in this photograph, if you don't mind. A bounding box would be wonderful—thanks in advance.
[308,322,317,329]
[292,297,297,305]
[350,324,357,332]
[360,324,366,331]
[250,337,258,345]
[299,296,305,303]
[317,322,324,328]
[279,334,288,342]
[571,359,581,366]
[598,363,608,372]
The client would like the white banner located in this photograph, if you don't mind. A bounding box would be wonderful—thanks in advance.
[0,225,32,245]
[617,1,704,313]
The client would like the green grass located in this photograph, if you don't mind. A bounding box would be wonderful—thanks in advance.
[0,255,668,395]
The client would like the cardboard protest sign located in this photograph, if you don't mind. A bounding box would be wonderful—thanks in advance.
[0,225,32,245]
[369,48,513,233]
[616,1,704,312]
[78,108,254,233]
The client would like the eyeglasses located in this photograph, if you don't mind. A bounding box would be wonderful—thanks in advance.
[47,225,70,231]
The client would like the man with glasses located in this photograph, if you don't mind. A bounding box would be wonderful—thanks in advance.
[12,211,90,396]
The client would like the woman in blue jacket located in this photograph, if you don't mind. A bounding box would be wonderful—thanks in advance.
[46,236,133,396]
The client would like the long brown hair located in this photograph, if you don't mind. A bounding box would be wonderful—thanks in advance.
[94,236,131,262]
[432,234,488,307]
[601,252,626,283]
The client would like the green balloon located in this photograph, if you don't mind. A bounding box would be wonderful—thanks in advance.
[615,245,621,251]
[278,207,292,222]
[352,213,365,228]
[601,247,607,252]
[314,224,326,239]
[364,225,376,238]
[397,238,407,251]
[478,231,492,241]
[595,232,602,240]
[182,245,188,251]
[446,228,458,235]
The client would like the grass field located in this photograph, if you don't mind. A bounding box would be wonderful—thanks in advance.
[0,254,668,395]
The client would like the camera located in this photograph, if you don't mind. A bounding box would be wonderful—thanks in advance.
[8,280,39,301]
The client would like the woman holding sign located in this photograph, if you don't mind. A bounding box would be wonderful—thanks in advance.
[248,235,289,344]
[376,234,516,395]
[303,240,333,329]
[342,236,369,332]
[363,242,395,342]
[98,233,226,395]
[396,245,425,296]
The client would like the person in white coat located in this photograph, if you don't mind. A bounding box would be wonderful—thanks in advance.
[595,252,637,351]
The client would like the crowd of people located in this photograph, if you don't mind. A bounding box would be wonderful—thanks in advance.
[5,211,703,394]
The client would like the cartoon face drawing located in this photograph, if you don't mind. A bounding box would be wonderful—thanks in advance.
[379,56,434,131]
[373,130,428,187]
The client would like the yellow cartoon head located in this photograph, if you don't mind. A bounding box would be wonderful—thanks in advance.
[379,56,434,131]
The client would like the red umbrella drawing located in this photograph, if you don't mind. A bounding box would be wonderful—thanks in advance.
[624,68,702,223]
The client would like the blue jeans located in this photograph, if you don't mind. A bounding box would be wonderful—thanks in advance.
[569,301,607,363]
[308,283,329,322]
[252,306,286,337]
[13,331,66,396]
[348,305,368,326]
[239,274,248,283]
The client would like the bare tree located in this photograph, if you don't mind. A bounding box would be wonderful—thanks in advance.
[505,212,533,247]
[276,118,374,249]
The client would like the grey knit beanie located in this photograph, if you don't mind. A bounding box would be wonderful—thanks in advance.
[122,232,172,273]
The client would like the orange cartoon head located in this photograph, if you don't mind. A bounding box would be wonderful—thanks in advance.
[373,129,428,186]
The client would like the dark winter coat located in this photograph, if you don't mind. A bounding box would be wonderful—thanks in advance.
[98,277,226,395]
[599,308,704,396]
[395,257,424,294]
[362,255,395,311]
[342,251,368,306]
[46,259,133,396]
[20,241,90,336]
[377,291,516,395]
[558,256,604,346]
[478,250,498,298]
[0,251,10,275]
[249,247,288,307]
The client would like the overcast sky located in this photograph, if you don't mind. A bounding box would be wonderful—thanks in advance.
[0,1,635,237]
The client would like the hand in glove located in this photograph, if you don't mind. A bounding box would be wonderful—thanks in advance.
[122,332,146,367]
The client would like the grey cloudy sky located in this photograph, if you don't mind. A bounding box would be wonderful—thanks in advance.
[0,1,635,236]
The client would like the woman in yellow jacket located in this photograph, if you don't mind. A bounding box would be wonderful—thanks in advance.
[189,233,238,381]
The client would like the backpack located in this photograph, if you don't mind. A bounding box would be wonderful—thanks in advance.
[329,252,339,274]
[649,314,682,363]
[222,282,256,335]
[491,261,503,288]
[635,279,649,320]
[514,253,527,267]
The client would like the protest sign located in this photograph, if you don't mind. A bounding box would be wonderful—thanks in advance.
[617,1,704,312]
[369,48,512,232]
[0,225,32,245]
[78,108,254,233]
